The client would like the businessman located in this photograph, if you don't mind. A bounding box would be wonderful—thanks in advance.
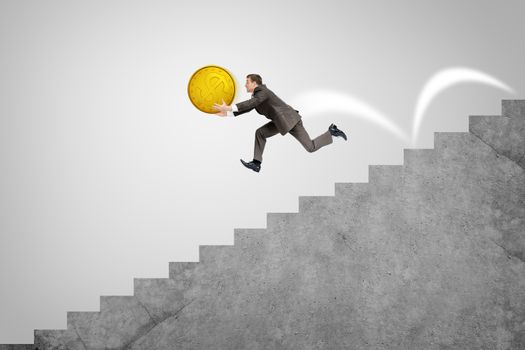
[213,74,347,173]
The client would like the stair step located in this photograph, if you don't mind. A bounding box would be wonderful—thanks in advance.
[334,182,369,198]
[433,132,473,152]
[468,115,506,137]
[469,114,525,166]
[433,131,513,174]
[133,278,193,323]
[469,115,512,150]
[66,311,99,329]
[233,228,266,248]
[233,228,284,262]
[67,297,154,348]
[168,261,199,280]
[99,295,135,311]
[266,212,298,230]
[403,148,435,167]
[198,244,234,265]
[368,165,405,197]
[502,99,525,119]
[298,195,334,213]
[134,278,181,298]
[368,164,404,184]
[34,329,79,349]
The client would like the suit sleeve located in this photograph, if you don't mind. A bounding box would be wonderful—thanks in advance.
[232,89,269,117]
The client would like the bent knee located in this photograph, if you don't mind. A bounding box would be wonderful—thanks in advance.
[304,144,315,153]
[256,126,269,136]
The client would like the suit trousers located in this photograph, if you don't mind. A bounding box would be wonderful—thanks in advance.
[253,120,333,162]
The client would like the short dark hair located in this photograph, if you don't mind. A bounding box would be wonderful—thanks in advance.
[246,74,262,85]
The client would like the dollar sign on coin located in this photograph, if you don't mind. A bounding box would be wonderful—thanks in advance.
[188,65,236,114]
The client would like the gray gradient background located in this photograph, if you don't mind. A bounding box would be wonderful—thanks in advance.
[0,0,523,343]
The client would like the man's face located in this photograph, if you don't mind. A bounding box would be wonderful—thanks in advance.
[245,78,258,93]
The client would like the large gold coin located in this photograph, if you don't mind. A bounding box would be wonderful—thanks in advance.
[187,65,236,114]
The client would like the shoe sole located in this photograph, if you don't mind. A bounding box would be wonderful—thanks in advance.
[240,160,260,172]
[331,130,348,141]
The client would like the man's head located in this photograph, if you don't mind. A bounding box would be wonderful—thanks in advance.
[245,74,262,93]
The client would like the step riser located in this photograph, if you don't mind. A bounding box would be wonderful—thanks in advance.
[468,115,504,135]
[434,132,473,152]
[168,261,199,280]
[298,196,334,213]
[133,278,192,323]
[34,330,78,349]
[266,212,298,230]
[134,278,172,296]
[368,165,404,185]
[434,131,525,171]
[67,298,154,349]
[66,312,99,330]
[468,114,525,167]
[198,245,234,265]
[233,228,267,249]
[403,149,435,167]
[502,99,525,119]
[334,183,368,198]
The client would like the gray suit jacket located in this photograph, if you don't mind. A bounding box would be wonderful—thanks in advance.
[233,84,301,135]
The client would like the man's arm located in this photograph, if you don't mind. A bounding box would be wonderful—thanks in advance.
[213,89,269,117]
[226,104,238,116]
[213,101,235,117]
[235,89,269,113]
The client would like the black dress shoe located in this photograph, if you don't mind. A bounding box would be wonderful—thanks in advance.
[329,123,347,141]
[240,159,261,172]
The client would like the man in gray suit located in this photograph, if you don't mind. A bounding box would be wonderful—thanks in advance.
[214,74,347,172]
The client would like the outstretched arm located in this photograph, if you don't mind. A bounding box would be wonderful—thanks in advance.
[235,89,269,113]
[212,101,246,117]
[213,100,233,117]
[213,89,269,117]
[213,100,242,117]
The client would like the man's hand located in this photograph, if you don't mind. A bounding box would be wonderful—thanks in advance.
[215,111,227,117]
[213,100,232,113]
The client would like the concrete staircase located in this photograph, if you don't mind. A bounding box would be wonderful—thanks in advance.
[2,100,525,349]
